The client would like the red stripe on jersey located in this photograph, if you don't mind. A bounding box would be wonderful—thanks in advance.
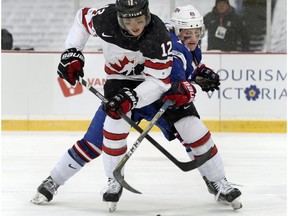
[103,129,129,141]
[184,132,211,148]
[82,8,91,34]
[104,65,118,75]
[161,76,170,84]
[102,144,127,156]
[144,59,173,70]
[194,145,218,159]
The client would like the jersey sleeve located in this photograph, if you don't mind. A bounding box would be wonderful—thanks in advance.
[170,50,187,82]
[134,39,172,108]
[139,16,173,84]
[142,36,173,84]
[169,32,192,82]
[134,76,171,108]
[65,7,98,51]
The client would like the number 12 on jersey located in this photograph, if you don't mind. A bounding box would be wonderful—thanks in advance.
[161,41,172,57]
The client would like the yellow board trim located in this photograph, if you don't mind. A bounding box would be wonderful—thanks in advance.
[1,120,286,133]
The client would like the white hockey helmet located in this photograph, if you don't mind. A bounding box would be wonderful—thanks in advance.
[171,5,204,37]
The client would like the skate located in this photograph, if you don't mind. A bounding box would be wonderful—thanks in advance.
[31,176,59,204]
[203,176,242,210]
[102,178,123,212]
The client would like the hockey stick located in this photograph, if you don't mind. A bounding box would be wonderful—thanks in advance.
[78,77,212,172]
[113,99,173,194]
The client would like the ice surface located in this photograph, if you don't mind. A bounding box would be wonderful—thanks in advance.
[1,131,287,216]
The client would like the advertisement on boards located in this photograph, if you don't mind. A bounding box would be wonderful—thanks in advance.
[199,54,287,120]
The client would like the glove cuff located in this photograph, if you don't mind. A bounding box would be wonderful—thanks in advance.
[61,48,85,66]
[194,64,206,75]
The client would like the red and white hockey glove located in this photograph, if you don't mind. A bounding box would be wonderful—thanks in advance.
[193,64,220,92]
[57,48,85,86]
[103,88,138,119]
[162,81,196,106]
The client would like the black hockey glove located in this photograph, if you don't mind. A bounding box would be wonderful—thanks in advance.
[57,48,85,86]
[103,88,138,119]
[193,64,220,92]
[162,81,196,106]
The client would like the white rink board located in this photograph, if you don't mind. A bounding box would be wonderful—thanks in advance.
[1,52,287,121]
[198,53,287,120]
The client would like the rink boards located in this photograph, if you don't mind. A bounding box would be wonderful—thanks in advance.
[1,51,287,133]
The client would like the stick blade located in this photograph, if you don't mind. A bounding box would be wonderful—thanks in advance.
[113,170,142,194]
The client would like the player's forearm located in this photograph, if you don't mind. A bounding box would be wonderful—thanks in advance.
[134,76,171,108]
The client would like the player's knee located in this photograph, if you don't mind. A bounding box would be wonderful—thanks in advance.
[175,116,209,143]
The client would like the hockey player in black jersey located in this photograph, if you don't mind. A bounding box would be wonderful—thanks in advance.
[31,0,196,212]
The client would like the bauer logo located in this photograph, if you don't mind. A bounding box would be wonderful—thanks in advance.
[57,77,83,97]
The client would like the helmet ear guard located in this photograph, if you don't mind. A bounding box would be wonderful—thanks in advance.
[171,5,205,38]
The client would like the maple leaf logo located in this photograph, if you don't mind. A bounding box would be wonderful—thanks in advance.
[109,56,134,71]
